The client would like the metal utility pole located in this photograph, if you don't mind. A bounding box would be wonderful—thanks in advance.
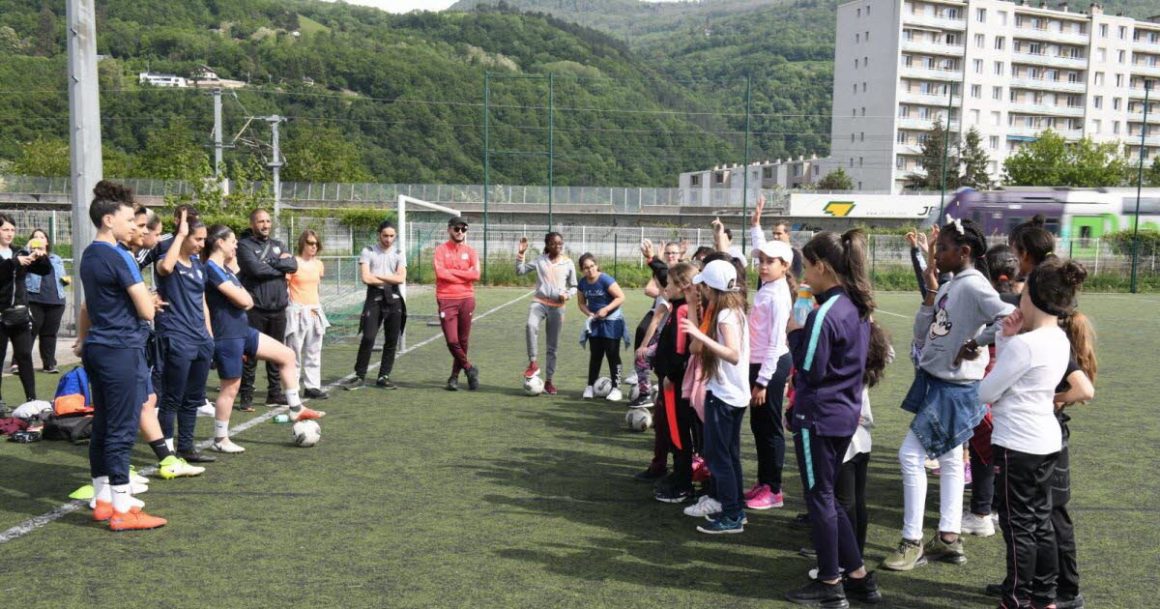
[212,88,224,177]
[1131,81,1151,294]
[67,0,101,324]
[742,75,752,254]
[482,72,491,283]
[265,115,285,221]
[548,72,555,231]
[938,85,956,219]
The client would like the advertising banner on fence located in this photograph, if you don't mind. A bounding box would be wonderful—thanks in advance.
[789,193,940,219]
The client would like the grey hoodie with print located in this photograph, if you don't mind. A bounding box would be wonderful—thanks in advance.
[913,267,1014,384]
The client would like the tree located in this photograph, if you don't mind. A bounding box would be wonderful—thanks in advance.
[1150,156,1160,187]
[959,127,992,190]
[815,167,854,191]
[281,125,372,183]
[906,118,960,190]
[1003,130,1128,187]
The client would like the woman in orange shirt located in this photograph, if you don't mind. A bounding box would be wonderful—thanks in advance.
[285,230,330,399]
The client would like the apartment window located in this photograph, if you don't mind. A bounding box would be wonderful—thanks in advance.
[1010,89,1019,102]
[896,156,906,169]
[690,175,700,186]
[993,86,1003,100]
[1097,48,1106,63]
[1118,50,1126,64]
[899,105,910,118]
[866,31,870,42]
[857,8,861,17]
[994,37,1005,51]
[864,56,869,67]
[999,11,1008,26]
[974,59,984,74]
[1119,26,1127,40]
[1068,72,1080,83]
[989,136,999,149]
[1095,72,1104,86]
[863,82,867,92]
[851,133,856,142]
[994,61,1004,76]
[849,158,854,168]
[861,107,866,116]
[1094,96,1103,109]
[904,55,913,67]
[1099,24,1108,38]
[852,108,857,116]
[976,8,986,22]
[992,111,1001,126]
[975,33,985,48]
[971,109,981,124]
[853,83,858,94]
[1031,67,1042,79]
[855,59,859,68]
[971,84,982,98]
[859,157,864,167]
[897,131,907,144]
[1033,91,1044,104]
[860,132,865,142]
[1113,98,1121,110]
[865,5,869,15]
[1113,121,1120,134]
[856,33,860,43]
[762,167,773,179]
[1093,119,1102,132]
[857,181,863,190]
[1116,74,1124,87]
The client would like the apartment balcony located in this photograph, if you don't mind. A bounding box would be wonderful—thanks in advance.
[1128,86,1157,100]
[1013,25,1089,46]
[902,14,967,31]
[898,89,955,105]
[901,39,966,57]
[1012,52,1088,70]
[895,143,924,155]
[899,64,964,82]
[1008,77,1086,94]
[1010,101,1085,117]
[897,117,961,131]
[1126,134,1160,147]
[1131,63,1160,78]
[1127,110,1160,124]
[1007,125,1083,140]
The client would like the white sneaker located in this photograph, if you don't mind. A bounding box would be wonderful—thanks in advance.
[197,402,215,417]
[582,386,594,399]
[962,512,995,537]
[158,456,206,479]
[991,513,999,525]
[211,438,246,454]
[606,388,623,402]
[130,471,150,486]
[130,481,148,495]
[683,495,723,518]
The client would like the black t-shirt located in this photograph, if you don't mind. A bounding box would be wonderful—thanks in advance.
[1055,357,1081,425]
[653,298,689,380]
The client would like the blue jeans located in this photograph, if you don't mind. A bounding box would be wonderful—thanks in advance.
[85,345,147,486]
[703,392,747,518]
[159,336,214,452]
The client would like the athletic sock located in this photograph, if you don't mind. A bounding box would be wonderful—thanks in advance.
[213,419,229,441]
[285,389,302,410]
[92,476,111,506]
[149,439,173,461]
[111,483,133,513]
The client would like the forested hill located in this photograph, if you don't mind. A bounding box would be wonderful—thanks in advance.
[0,0,743,185]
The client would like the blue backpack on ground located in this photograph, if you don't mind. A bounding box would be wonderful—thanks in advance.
[53,366,94,416]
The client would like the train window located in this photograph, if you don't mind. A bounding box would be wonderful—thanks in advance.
[1079,226,1092,241]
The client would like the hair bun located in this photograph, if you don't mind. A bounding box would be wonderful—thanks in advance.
[1061,260,1088,288]
[92,180,133,203]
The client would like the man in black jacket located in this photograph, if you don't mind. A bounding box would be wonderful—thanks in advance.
[236,209,297,409]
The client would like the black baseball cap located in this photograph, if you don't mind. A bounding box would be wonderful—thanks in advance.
[447,216,468,228]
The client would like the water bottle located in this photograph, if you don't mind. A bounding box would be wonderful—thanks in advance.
[792,285,814,326]
[273,414,290,424]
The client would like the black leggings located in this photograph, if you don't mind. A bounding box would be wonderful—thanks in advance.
[836,452,870,555]
[0,320,36,402]
[30,302,65,370]
[586,337,622,386]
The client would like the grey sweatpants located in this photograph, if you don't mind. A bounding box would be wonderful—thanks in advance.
[526,302,565,379]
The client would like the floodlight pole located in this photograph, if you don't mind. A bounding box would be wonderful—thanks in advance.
[548,72,555,231]
[938,86,955,219]
[483,72,491,283]
[1131,81,1150,294]
[266,115,284,222]
[67,0,102,327]
[742,75,751,254]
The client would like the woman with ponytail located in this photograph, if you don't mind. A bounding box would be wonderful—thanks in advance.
[783,229,888,608]
[979,257,1088,609]
[883,217,1014,572]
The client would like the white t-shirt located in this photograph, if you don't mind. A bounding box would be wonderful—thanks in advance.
[706,308,750,408]
[844,387,874,462]
[979,327,1069,455]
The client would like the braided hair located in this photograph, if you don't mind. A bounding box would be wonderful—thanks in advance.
[942,217,990,277]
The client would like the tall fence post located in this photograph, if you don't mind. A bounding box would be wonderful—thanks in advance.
[613,233,618,278]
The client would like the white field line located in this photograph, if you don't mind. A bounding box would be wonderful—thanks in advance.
[0,290,533,544]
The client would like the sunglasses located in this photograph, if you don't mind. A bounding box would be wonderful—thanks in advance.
[305,240,319,246]
[451,226,468,233]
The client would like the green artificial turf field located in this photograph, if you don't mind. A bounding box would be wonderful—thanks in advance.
[1,288,1157,608]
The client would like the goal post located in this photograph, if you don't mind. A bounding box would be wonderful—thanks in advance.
[397,194,461,302]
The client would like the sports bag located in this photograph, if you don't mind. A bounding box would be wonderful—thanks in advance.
[53,366,94,416]
[42,413,93,443]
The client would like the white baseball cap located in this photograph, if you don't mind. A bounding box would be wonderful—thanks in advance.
[753,240,794,266]
[692,259,740,292]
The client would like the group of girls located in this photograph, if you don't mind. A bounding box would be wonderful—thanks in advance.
[75,182,325,531]
[0,213,54,410]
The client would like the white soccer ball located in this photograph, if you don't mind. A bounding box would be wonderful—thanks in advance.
[628,384,641,402]
[292,420,321,447]
[625,408,652,432]
[523,375,545,396]
[593,377,613,398]
[624,373,638,386]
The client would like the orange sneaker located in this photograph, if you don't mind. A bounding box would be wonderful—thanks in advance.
[92,500,114,522]
[290,407,325,421]
[108,510,167,532]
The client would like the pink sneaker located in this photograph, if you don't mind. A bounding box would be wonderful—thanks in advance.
[744,482,766,501]
[746,486,785,510]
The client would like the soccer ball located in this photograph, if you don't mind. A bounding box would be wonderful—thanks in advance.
[593,377,613,398]
[523,375,545,396]
[628,384,641,402]
[624,373,638,386]
[625,408,652,432]
[292,420,321,447]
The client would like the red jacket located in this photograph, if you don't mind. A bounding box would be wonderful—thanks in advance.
[434,240,480,300]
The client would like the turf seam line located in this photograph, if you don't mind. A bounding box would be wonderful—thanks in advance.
[0,289,533,545]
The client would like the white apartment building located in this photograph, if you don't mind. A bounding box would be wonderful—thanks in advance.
[830,0,1160,192]
[678,157,823,206]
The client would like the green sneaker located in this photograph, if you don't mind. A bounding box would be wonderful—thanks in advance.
[882,538,926,571]
[923,534,967,565]
[158,455,206,480]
